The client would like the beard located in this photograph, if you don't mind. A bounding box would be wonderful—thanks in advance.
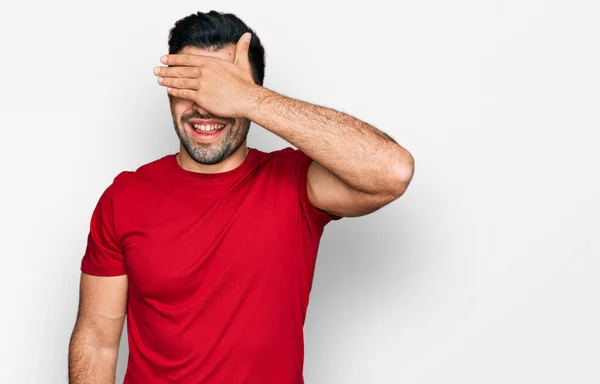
[172,113,251,165]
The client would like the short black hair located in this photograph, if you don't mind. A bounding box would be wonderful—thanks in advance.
[168,10,266,86]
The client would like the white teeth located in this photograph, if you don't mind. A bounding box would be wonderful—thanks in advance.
[191,123,226,131]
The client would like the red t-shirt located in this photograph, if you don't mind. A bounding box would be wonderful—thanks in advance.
[80,147,340,383]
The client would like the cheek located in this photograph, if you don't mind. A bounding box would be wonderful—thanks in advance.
[173,98,192,108]
[170,100,194,117]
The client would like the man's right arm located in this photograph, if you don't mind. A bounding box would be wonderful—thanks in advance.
[69,273,128,384]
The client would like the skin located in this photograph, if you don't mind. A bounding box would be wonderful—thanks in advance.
[69,274,127,383]
[69,32,415,383]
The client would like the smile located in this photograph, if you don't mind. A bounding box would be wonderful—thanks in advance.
[191,123,226,132]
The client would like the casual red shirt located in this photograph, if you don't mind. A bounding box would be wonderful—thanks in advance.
[80,147,340,383]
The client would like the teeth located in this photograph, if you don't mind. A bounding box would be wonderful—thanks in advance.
[192,123,226,131]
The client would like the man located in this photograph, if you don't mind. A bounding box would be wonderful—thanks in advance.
[68,10,414,384]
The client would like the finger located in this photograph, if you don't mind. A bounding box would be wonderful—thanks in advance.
[154,66,200,78]
[158,76,198,90]
[160,53,209,67]
[166,87,195,100]
[234,32,252,71]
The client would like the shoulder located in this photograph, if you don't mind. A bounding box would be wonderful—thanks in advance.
[107,153,175,197]
[269,146,305,159]
[257,146,311,170]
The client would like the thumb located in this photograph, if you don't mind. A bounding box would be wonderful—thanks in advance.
[234,32,252,71]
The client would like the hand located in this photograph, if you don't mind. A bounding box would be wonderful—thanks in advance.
[154,33,260,118]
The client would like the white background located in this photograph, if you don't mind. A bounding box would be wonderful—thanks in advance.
[0,0,598,383]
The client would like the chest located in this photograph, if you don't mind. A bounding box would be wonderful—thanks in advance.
[119,177,308,302]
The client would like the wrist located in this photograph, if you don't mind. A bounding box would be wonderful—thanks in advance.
[243,85,275,121]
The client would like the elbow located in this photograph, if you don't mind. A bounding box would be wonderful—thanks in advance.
[390,152,414,198]
[355,150,415,211]
[70,314,124,351]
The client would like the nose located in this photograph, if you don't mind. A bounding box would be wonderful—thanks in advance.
[192,102,211,116]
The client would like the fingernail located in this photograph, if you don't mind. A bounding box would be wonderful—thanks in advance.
[158,77,163,83]
[160,56,168,63]
[245,33,251,43]
[153,67,160,75]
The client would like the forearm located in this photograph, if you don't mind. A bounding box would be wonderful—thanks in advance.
[68,321,120,383]
[246,86,414,195]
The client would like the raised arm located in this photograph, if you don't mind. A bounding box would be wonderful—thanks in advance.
[68,273,128,384]
[155,33,414,218]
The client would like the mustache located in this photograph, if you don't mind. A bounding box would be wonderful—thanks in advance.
[181,113,234,125]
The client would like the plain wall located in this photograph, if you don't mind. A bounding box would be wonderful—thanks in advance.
[1,0,598,382]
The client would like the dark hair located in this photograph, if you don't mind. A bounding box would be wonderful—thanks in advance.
[168,10,266,86]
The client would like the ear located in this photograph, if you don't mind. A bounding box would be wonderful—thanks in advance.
[234,32,252,73]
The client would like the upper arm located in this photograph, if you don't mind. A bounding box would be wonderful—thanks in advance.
[307,160,397,218]
[73,272,128,349]
[73,174,129,349]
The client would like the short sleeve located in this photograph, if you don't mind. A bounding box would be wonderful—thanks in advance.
[292,148,343,228]
[80,181,126,276]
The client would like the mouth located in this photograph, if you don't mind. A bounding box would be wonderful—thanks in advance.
[186,120,229,142]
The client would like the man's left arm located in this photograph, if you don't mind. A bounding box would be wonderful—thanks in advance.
[245,88,415,218]
[156,33,414,218]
